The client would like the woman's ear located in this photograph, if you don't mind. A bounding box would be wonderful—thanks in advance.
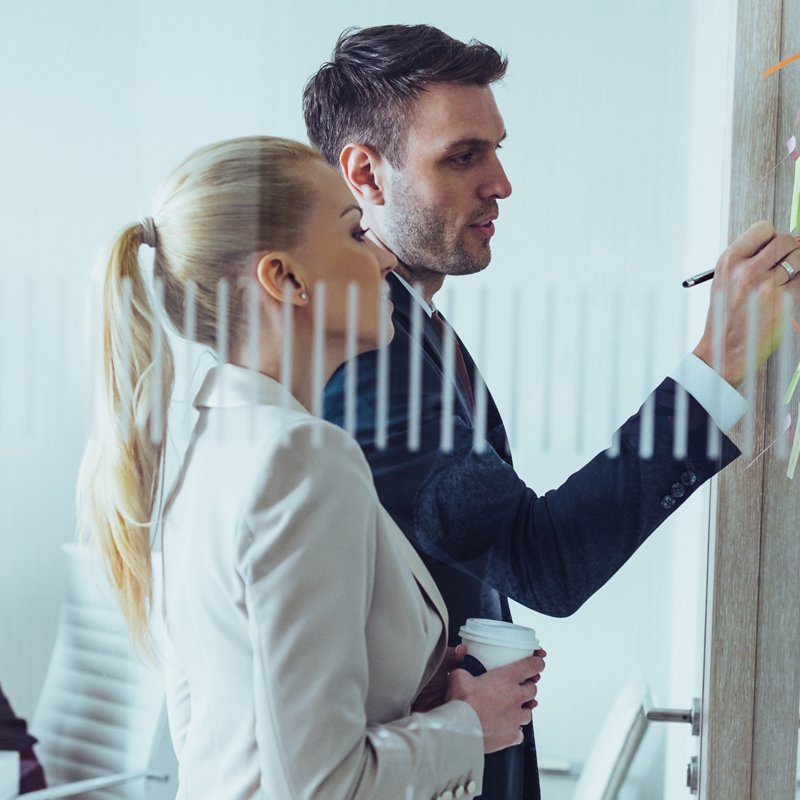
[340,143,385,206]
[255,254,310,306]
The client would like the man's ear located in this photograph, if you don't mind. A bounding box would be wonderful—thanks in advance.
[255,253,309,306]
[340,143,386,206]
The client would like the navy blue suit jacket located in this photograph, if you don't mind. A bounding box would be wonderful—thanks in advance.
[324,272,739,799]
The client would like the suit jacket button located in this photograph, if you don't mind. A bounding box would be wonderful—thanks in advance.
[681,470,697,486]
[671,482,686,499]
[454,787,465,798]
[466,780,477,795]
[661,495,677,510]
[440,791,454,800]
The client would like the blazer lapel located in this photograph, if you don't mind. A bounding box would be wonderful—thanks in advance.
[388,274,475,422]
[380,506,449,632]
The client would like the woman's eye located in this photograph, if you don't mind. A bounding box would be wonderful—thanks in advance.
[353,226,370,242]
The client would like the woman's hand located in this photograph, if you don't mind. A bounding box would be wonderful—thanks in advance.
[446,652,545,753]
[411,645,467,712]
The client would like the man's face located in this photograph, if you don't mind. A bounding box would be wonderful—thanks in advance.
[380,82,511,277]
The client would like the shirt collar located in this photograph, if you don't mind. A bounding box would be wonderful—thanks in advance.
[392,271,437,318]
[193,363,309,414]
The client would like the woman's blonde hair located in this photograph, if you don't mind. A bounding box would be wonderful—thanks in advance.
[77,136,324,648]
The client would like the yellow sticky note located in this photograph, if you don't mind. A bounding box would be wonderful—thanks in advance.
[788,403,800,480]
[792,158,800,235]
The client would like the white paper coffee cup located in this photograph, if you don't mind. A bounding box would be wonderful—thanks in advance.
[458,618,539,671]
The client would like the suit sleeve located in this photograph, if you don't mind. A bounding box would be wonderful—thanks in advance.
[236,421,484,800]
[324,338,740,618]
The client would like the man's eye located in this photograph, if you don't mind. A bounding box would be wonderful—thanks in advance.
[353,226,370,242]
[451,152,474,166]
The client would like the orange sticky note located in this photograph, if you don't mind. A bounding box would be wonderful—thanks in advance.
[762,51,800,79]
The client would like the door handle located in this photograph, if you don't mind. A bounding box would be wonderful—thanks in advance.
[646,697,701,736]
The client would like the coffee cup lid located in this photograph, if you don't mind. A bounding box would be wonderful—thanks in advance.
[459,618,539,650]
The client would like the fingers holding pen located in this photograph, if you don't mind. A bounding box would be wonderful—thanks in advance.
[693,221,800,385]
[749,232,800,283]
[726,220,777,261]
[717,221,800,289]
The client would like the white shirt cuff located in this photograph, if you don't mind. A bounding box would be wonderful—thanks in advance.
[668,354,748,434]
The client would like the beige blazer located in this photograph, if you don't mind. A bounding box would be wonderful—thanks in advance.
[161,364,484,800]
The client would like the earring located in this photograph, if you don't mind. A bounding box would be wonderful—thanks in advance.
[299,290,309,301]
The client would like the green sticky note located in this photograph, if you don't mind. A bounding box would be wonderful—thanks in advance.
[792,158,800,235]
[788,402,800,480]
[785,356,800,405]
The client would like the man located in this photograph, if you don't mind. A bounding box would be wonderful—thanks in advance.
[303,24,800,799]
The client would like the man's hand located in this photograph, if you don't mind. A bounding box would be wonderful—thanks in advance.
[694,220,800,387]
[411,644,467,713]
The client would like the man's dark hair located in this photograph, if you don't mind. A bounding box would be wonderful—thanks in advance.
[303,24,507,167]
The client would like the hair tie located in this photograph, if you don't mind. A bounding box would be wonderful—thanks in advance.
[140,217,158,249]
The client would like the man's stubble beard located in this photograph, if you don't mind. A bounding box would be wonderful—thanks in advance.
[381,173,491,279]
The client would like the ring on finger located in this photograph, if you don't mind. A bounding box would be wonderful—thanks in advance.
[779,260,797,283]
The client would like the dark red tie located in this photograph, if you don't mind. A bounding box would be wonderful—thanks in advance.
[430,310,475,411]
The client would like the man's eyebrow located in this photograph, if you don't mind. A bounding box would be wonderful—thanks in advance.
[340,204,363,218]
[440,131,508,152]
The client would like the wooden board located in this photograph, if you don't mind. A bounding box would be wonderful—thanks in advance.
[749,2,800,796]
[701,0,782,798]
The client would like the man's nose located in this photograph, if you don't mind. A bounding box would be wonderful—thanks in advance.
[480,157,512,200]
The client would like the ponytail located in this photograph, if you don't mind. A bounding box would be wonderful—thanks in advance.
[78,136,323,650]
[77,221,174,652]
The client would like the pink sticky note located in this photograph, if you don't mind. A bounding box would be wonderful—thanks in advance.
[787,135,800,161]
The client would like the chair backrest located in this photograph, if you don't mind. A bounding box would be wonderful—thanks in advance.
[573,674,651,800]
[31,544,166,799]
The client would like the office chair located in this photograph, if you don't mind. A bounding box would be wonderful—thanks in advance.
[19,543,169,799]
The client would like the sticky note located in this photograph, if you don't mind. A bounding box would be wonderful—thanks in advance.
[788,135,800,161]
[786,356,800,405]
[792,158,800,235]
[762,51,800,79]
[788,403,800,480]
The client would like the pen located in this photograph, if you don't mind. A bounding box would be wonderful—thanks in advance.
[682,269,715,288]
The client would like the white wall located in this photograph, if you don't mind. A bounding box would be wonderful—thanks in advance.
[0,2,727,797]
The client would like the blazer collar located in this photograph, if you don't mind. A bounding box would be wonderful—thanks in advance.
[391,271,435,317]
[389,273,476,422]
[387,271,414,318]
[388,272,446,365]
[194,364,309,414]
[383,513,449,630]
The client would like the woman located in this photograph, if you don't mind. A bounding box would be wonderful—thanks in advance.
[78,137,543,799]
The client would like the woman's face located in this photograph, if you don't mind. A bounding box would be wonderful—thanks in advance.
[293,159,396,351]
